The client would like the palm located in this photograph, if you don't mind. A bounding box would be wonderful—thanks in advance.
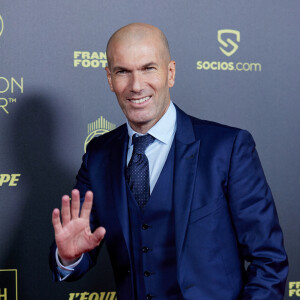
[55,218,95,259]
[52,190,105,264]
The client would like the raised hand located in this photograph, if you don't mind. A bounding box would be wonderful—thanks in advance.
[52,189,106,266]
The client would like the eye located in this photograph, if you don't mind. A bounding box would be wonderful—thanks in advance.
[116,69,127,74]
[145,66,155,71]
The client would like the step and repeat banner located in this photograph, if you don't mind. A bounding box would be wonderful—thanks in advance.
[0,1,299,299]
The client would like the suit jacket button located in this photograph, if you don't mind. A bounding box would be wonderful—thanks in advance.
[146,294,154,299]
[142,246,150,253]
[144,270,151,277]
[142,224,150,230]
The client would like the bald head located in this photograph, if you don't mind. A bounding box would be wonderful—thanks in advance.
[106,23,171,69]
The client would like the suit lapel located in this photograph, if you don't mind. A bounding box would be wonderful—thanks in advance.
[108,127,131,249]
[173,106,201,260]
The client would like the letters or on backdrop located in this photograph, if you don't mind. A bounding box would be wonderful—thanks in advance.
[0,1,299,299]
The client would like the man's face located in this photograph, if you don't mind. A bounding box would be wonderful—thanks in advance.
[106,36,176,133]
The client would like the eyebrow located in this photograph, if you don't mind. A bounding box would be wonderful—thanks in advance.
[142,62,158,68]
[112,66,129,72]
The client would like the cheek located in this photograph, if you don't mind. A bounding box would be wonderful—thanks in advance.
[150,76,168,93]
[112,78,128,95]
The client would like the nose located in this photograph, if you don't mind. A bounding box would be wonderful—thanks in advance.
[130,72,143,93]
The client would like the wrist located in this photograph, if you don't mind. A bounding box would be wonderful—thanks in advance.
[58,252,80,266]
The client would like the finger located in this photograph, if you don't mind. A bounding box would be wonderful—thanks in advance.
[71,189,80,219]
[61,195,71,226]
[52,208,63,235]
[90,226,106,247]
[80,191,93,219]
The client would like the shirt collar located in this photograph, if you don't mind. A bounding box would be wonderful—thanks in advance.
[126,101,177,146]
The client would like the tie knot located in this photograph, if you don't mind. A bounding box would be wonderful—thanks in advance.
[132,134,154,154]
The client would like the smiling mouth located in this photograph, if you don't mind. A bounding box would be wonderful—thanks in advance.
[129,96,151,104]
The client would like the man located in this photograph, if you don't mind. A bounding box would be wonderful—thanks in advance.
[50,23,288,300]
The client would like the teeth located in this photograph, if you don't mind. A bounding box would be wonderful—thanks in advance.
[130,96,150,104]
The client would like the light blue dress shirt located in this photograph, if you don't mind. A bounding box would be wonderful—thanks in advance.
[126,101,177,194]
[56,101,177,279]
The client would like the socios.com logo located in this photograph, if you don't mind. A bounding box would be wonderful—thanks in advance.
[196,29,262,72]
[218,29,240,57]
[0,15,4,38]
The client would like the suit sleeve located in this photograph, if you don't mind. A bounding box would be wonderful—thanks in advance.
[227,130,288,299]
[49,141,103,282]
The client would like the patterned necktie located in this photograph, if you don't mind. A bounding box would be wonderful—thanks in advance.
[126,134,155,209]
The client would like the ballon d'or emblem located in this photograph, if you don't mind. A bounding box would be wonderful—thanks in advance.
[0,15,4,38]
[84,116,116,152]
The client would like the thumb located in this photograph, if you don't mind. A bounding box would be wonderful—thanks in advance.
[91,227,106,245]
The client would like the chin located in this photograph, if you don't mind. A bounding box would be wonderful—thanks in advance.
[127,112,152,123]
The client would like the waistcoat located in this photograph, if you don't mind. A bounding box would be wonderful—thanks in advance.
[126,142,184,300]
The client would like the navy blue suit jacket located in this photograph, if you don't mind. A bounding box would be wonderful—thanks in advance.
[50,105,288,299]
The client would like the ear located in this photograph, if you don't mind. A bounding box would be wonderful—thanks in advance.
[105,66,114,92]
[168,60,176,88]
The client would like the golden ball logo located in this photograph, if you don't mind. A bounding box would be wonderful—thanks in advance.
[0,15,3,38]
[84,116,116,152]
